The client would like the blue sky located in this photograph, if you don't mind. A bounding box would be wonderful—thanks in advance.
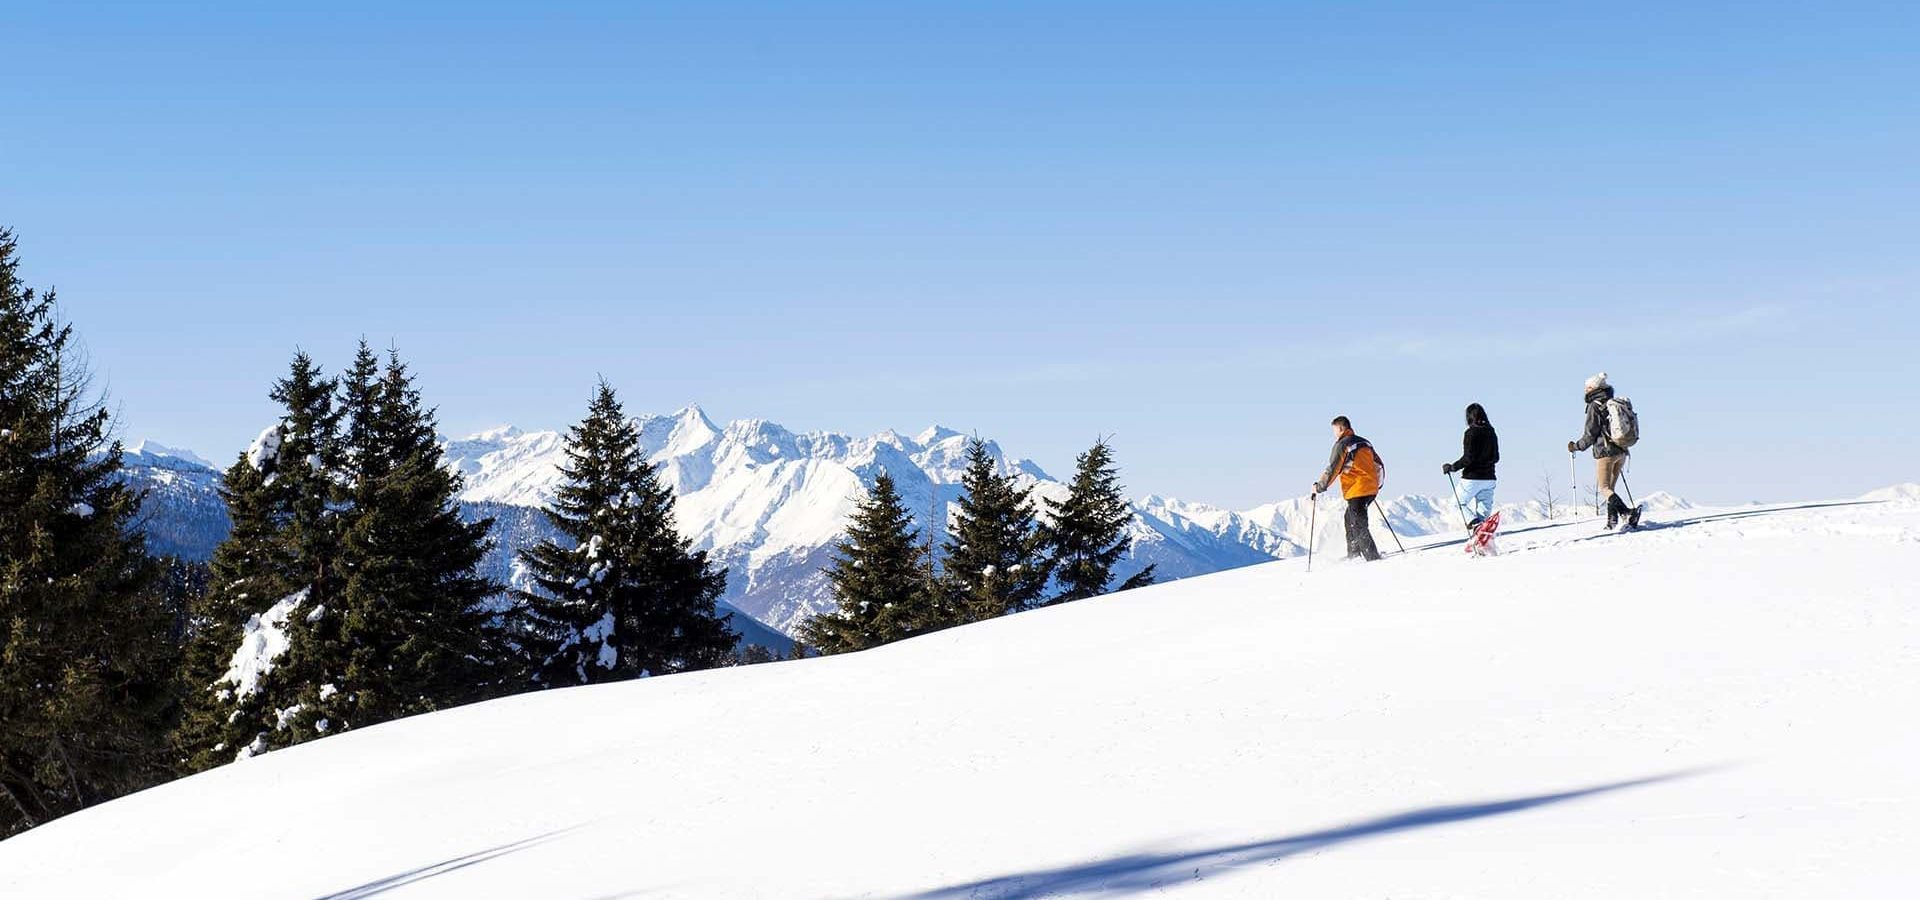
[4,1,1915,507]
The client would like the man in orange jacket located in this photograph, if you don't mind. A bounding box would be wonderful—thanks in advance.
[1313,415,1385,562]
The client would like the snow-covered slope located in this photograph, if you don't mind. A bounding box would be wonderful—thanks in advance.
[6,494,1916,897]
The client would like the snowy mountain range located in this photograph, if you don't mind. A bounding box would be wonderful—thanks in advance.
[121,407,1700,637]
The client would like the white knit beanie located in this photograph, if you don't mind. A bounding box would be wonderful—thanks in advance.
[1584,371,1610,392]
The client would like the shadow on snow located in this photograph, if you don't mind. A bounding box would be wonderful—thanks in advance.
[1397,499,1883,555]
[897,770,1702,900]
[311,826,581,900]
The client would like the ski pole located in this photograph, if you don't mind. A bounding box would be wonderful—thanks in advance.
[1619,468,1636,507]
[1445,470,1470,531]
[1306,493,1318,572]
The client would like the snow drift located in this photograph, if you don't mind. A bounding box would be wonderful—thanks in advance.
[3,492,1916,897]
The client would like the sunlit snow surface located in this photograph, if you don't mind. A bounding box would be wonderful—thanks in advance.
[4,491,1917,898]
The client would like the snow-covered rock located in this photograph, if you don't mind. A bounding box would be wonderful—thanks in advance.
[5,496,1917,897]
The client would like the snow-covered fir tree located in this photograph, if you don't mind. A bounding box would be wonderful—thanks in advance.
[172,451,301,771]
[1042,439,1155,604]
[177,344,509,767]
[175,352,345,763]
[517,381,736,686]
[798,470,934,653]
[297,346,507,735]
[941,437,1051,624]
[0,229,178,835]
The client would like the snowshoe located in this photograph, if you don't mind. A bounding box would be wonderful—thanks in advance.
[1465,511,1502,557]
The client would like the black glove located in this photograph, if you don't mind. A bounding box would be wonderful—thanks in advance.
[1441,462,1453,474]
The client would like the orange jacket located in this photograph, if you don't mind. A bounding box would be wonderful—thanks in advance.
[1320,434,1385,500]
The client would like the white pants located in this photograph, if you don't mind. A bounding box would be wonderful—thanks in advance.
[1455,479,1496,522]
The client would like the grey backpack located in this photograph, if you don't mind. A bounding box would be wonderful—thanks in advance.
[1605,396,1639,449]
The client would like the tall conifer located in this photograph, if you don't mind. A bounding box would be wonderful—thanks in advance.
[517,382,736,685]
[941,438,1050,623]
[1042,439,1155,604]
[0,229,178,834]
[799,471,931,653]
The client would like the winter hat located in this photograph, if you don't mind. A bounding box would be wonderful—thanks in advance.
[1584,371,1610,393]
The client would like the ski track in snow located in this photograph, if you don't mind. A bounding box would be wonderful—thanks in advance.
[3,494,1918,897]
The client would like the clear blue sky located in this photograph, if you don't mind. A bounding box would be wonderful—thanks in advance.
[5,1,1915,507]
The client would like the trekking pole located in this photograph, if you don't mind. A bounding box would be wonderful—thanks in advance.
[1619,469,1636,507]
[1377,500,1407,554]
[1306,493,1318,573]
[1570,451,1579,519]
[1445,470,1470,531]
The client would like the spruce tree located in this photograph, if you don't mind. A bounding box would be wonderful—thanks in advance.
[178,346,511,765]
[798,471,932,653]
[174,352,345,763]
[234,353,347,754]
[1042,439,1156,604]
[940,438,1050,623]
[172,455,299,771]
[0,229,178,835]
[517,381,736,686]
[296,348,506,737]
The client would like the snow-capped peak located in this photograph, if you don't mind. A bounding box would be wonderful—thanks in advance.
[915,425,963,446]
[465,425,524,443]
[126,439,213,469]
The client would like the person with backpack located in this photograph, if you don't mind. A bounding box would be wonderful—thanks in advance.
[1442,403,1499,530]
[1312,416,1385,562]
[1567,372,1642,530]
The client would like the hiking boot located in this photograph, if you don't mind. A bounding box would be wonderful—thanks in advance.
[1606,505,1620,530]
[1626,506,1644,530]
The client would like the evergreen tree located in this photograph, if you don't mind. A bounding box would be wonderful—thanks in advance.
[292,348,506,737]
[798,471,933,653]
[0,229,178,835]
[175,352,344,764]
[940,438,1050,623]
[172,449,299,771]
[1041,439,1156,604]
[517,381,737,686]
[177,346,511,765]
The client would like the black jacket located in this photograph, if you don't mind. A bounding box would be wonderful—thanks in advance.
[1450,424,1499,480]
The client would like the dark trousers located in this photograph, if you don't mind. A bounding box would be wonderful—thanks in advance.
[1345,495,1382,561]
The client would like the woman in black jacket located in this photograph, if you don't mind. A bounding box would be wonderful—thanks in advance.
[1441,403,1499,529]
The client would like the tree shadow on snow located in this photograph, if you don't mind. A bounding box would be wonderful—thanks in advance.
[897,770,1700,900]
[312,826,582,900]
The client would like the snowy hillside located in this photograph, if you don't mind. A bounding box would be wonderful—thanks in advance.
[5,493,1916,897]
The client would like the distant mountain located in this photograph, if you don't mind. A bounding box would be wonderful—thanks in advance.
[441,407,1296,633]
[121,409,1702,638]
[119,441,228,560]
